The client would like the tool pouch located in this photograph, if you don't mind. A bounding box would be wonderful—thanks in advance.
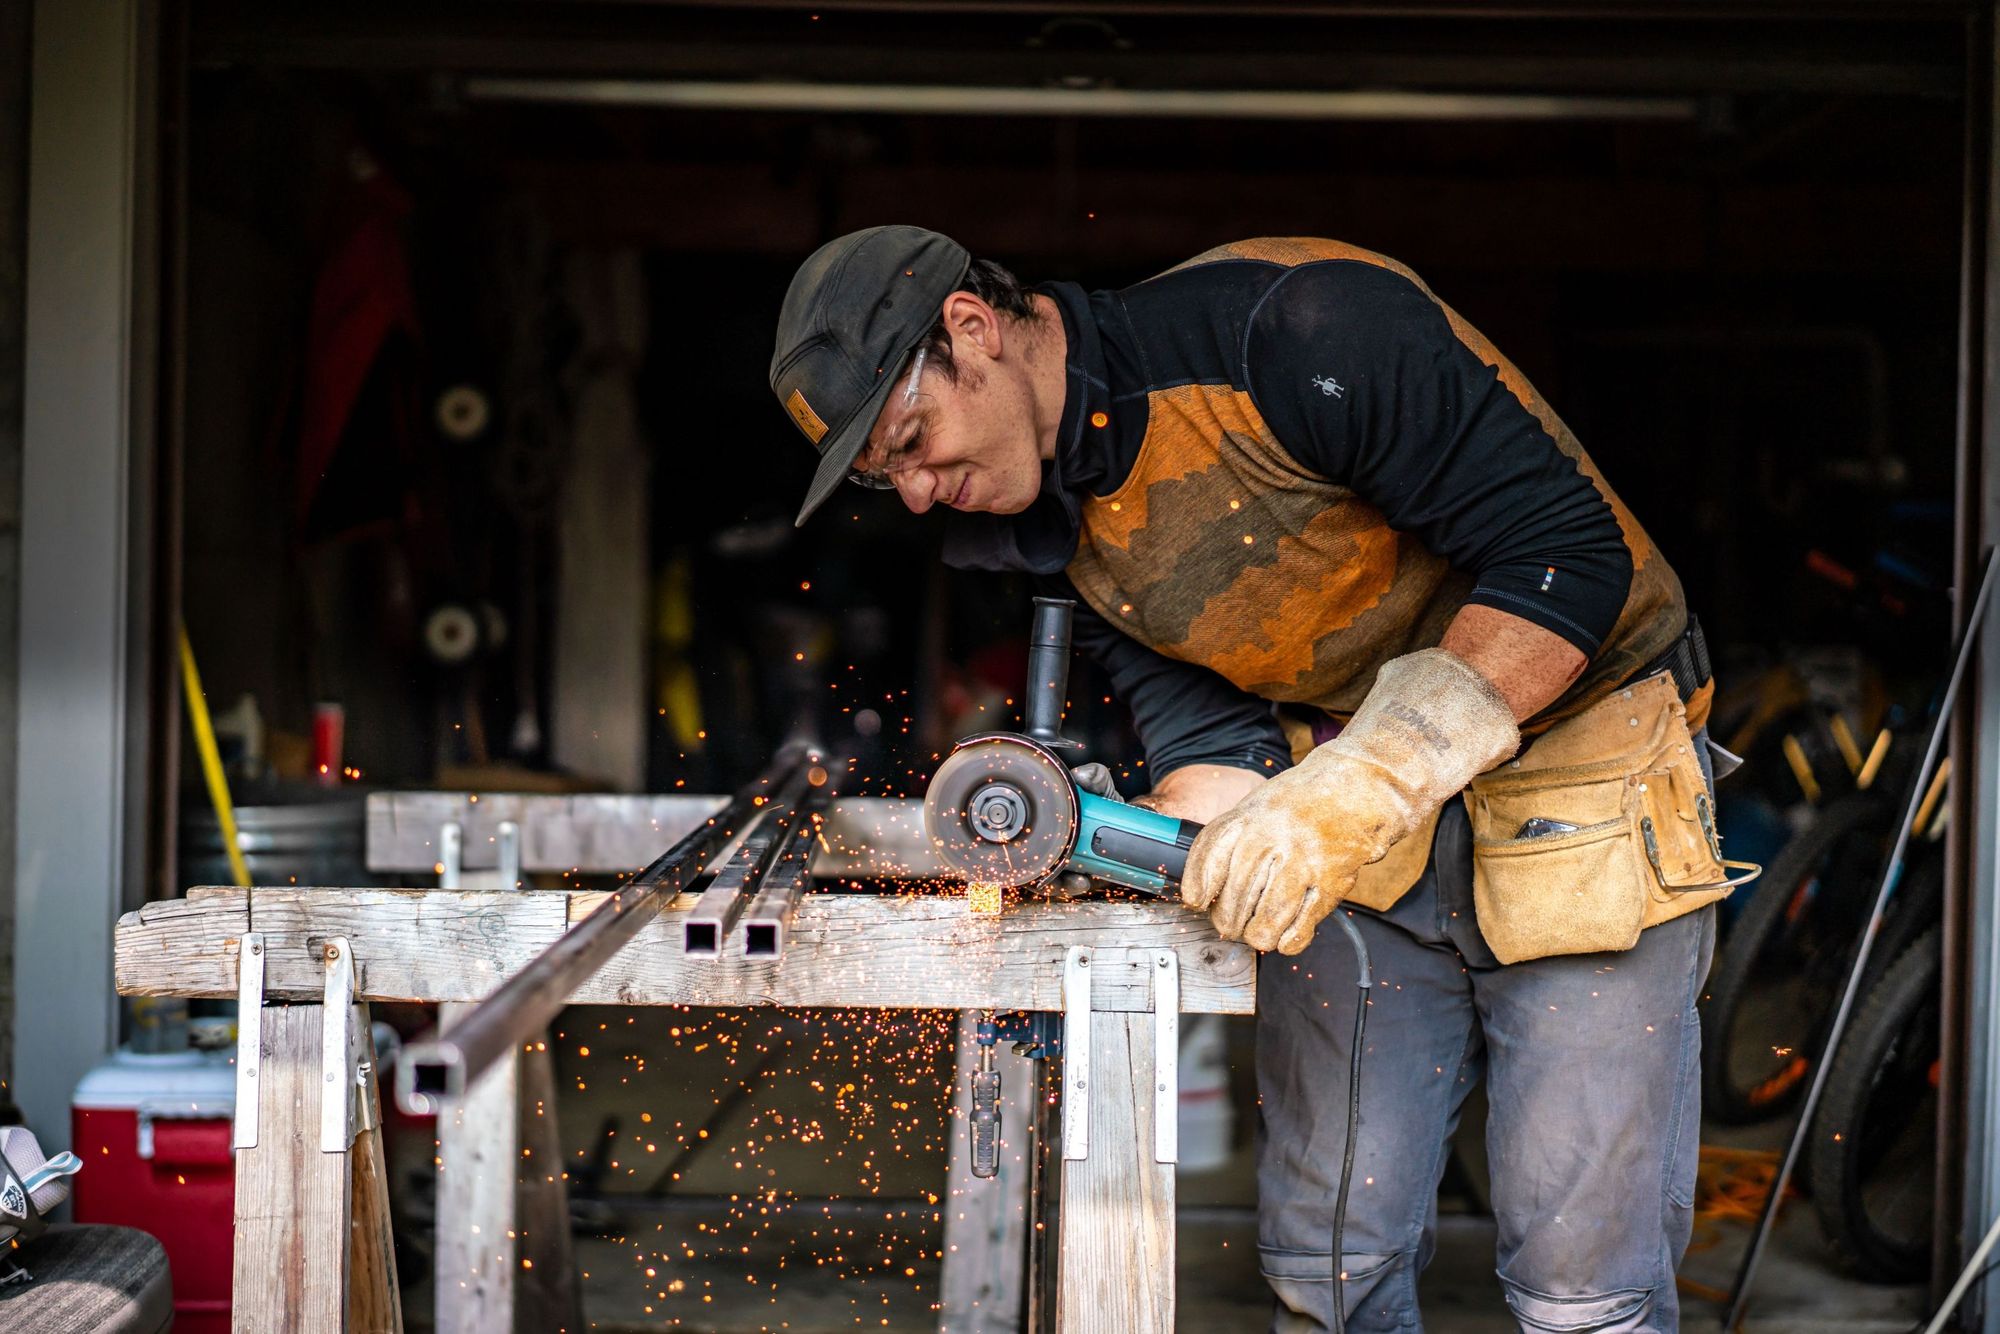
[1463,672,1759,965]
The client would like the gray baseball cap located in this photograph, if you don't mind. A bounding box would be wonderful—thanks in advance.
[770,225,971,525]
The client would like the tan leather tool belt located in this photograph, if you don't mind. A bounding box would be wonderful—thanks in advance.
[1460,672,1757,964]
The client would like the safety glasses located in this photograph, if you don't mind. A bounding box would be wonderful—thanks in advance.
[847,345,930,490]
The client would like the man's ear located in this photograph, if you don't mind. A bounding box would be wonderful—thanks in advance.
[940,291,1003,362]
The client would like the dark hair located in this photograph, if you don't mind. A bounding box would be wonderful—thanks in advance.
[916,257,1044,383]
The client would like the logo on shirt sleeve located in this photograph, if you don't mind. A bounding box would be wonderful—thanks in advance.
[1311,375,1346,399]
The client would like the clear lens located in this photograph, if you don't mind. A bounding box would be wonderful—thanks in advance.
[846,346,929,490]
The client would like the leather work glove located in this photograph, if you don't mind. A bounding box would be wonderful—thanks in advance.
[1070,761,1122,802]
[1182,648,1520,955]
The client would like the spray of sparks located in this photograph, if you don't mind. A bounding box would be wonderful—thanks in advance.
[541,1005,963,1328]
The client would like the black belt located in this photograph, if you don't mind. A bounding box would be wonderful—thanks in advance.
[1639,614,1712,705]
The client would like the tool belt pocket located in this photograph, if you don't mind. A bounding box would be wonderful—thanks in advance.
[1464,673,1757,965]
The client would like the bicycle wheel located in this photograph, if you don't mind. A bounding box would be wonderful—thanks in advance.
[1806,925,1940,1282]
[1700,791,1890,1124]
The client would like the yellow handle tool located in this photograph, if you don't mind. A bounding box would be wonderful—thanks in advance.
[178,626,251,888]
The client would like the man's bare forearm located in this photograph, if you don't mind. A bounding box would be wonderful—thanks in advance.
[1439,604,1587,723]
[1135,763,1270,824]
[1138,607,1580,826]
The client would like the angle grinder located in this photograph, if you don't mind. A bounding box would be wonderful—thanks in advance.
[922,598,1201,895]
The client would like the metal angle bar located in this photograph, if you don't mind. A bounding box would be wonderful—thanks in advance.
[738,796,828,960]
[320,937,356,1153]
[233,932,265,1149]
[684,768,817,958]
[1725,546,2000,1330]
[439,821,463,888]
[1153,950,1179,1166]
[497,819,521,892]
[1061,947,1092,1162]
[395,743,818,1114]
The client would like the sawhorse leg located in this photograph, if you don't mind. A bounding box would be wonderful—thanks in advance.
[232,996,401,1333]
[1055,946,1178,1334]
[433,822,582,1334]
[937,1009,1035,1333]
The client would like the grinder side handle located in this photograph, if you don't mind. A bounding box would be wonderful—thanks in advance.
[1024,597,1080,749]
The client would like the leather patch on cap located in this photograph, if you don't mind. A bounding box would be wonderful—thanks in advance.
[785,389,830,445]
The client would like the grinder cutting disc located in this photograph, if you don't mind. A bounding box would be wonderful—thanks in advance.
[923,734,1079,889]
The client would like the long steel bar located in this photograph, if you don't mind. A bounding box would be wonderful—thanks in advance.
[682,765,816,957]
[739,792,829,959]
[1725,547,2000,1329]
[396,743,817,1113]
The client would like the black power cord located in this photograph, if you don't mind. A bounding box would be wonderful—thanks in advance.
[1326,909,1375,1334]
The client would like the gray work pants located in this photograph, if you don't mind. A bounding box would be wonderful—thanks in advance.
[1256,796,1717,1333]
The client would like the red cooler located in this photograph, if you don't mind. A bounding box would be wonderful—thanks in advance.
[71,1048,236,1333]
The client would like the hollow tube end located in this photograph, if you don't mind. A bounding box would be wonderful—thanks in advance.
[395,1040,467,1115]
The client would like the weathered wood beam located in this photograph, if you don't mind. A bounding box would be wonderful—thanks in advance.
[115,888,1255,1013]
[365,793,942,880]
[366,793,726,873]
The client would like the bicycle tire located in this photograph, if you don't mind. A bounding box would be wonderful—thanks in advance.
[1700,790,1890,1125]
[1805,925,1940,1282]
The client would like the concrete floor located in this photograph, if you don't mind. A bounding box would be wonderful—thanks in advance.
[456,1005,1931,1332]
[564,1181,1925,1332]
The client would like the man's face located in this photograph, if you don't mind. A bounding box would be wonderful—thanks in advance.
[851,310,1045,516]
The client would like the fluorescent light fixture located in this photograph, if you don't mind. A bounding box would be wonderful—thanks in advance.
[462,77,1701,122]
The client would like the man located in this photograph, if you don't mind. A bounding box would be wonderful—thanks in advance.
[770,225,1728,1333]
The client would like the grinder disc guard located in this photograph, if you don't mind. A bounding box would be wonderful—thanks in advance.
[923,735,1079,889]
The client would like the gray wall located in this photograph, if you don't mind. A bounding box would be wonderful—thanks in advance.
[14,0,142,1138]
[0,0,28,1121]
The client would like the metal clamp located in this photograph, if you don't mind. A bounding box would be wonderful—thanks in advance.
[1061,947,1092,1161]
[1152,950,1179,1166]
[232,932,265,1150]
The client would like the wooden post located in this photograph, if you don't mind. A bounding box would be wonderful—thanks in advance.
[349,1025,404,1334]
[1055,948,1177,1334]
[434,999,519,1332]
[516,1038,584,1332]
[937,1010,1035,1333]
[429,1010,581,1334]
[233,1003,401,1334]
[433,828,582,1334]
[234,1004,352,1333]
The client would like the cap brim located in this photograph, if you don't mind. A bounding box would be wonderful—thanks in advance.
[793,364,905,526]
